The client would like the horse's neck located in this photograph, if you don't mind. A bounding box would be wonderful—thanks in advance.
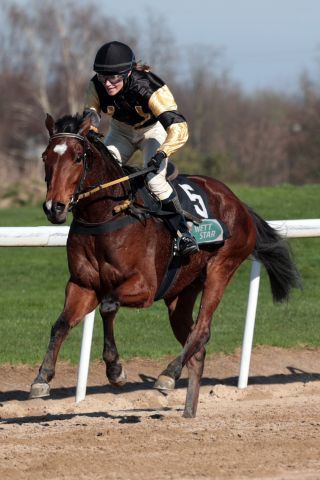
[76,147,126,223]
[87,147,120,185]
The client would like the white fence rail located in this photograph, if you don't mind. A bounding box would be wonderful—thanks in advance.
[1,219,320,401]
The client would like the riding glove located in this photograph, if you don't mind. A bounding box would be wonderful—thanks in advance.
[147,150,167,170]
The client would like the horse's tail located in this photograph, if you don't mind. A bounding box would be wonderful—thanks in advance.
[249,207,301,303]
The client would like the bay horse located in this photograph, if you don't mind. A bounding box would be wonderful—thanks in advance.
[30,113,300,417]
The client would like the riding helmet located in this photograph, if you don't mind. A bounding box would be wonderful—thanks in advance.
[93,41,136,75]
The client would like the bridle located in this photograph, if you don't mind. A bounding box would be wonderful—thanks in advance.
[49,132,88,143]
[47,131,156,212]
[48,132,93,210]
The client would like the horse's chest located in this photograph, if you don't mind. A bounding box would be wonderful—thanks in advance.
[68,239,129,289]
[67,238,99,286]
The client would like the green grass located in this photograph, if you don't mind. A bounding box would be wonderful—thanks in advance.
[0,185,319,364]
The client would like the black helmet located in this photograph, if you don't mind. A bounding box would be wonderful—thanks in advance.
[93,41,136,75]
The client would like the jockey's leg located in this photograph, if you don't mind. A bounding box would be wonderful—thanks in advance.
[161,192,199,256]
[104,119,136,165]
[140,124,199,256]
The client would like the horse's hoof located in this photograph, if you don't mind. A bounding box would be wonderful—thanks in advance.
[29,382,50,399]
[154,375,175,393]
[109,368,127,387]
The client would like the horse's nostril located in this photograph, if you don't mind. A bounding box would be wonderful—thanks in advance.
[51,202,66,214]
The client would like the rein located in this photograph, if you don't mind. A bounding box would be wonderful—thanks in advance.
[75,165,156,202]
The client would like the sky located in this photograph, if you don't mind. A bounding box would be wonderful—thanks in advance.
[102,0,320,92]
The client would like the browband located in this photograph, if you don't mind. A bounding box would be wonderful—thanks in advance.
[50,132,86,142]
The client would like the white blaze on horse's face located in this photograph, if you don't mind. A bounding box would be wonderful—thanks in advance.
[53,143,68,155]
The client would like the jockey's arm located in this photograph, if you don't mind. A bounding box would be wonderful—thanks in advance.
[83,81,101,131]
[148,85,189,158]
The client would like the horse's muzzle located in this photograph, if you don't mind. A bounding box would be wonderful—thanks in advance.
[43,201,68,224]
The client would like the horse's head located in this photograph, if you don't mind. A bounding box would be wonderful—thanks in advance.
[42,113,91,224]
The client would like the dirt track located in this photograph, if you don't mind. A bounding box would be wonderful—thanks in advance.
[1,346,320,480]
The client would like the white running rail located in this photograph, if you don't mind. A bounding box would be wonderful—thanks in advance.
[1,219,320,400]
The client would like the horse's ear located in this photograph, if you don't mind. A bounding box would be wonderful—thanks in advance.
[45,113,56,136]
[78,116,91,136]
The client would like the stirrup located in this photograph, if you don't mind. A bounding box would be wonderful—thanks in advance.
[174,233,199,256]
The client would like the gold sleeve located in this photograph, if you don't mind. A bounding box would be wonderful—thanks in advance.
[83,81,101,115]
[159,122,189,157]
[148,85,177,116]
[148,84,188,156]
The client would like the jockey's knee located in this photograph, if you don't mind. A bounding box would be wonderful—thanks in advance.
[147,175,173,201]
[105,145,122,164]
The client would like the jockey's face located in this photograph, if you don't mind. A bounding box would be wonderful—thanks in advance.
[98,71,131,96]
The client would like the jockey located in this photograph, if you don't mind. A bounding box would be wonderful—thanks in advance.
[83,40,199,256]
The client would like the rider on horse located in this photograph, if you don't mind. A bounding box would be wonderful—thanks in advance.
[82,40,199,256]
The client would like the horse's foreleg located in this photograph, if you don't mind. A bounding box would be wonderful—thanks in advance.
[180,258,244,416]
[184,348,206,417]
[30,282,98,398]
[181,259,238,360]
[100,307,127,387]
[155,285,206,417]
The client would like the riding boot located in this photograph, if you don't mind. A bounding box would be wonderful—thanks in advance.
[162,194,199,256]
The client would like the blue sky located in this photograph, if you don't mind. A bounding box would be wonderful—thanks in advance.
[103,0,320,92]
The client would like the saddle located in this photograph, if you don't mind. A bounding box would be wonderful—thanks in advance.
[123,164,229,246]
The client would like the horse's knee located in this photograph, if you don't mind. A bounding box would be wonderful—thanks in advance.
[201,327,211,345]
[187,348,206,378]
[51,315,70,337]
[100,296,120,314]
[189,347,206,365]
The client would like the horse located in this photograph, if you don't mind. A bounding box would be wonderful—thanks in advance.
[30,112,300,417]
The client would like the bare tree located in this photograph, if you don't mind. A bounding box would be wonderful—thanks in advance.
[1,0,320,195]
[0,0,130,178]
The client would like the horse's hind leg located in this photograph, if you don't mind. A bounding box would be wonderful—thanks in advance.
[155,284,205,417]
[100,307,127,387]
[30,281,98,398]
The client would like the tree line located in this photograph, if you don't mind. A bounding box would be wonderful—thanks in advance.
[0,0,319,191]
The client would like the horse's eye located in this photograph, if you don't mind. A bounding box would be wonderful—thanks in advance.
[42,154,47,162]
[75,154,83,164]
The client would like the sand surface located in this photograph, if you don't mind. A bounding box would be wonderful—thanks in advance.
[1,346,320,479]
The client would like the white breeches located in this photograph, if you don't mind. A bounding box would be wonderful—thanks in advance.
[105,119,173,201]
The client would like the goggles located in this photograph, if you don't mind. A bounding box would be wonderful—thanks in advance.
[97,73,124,85]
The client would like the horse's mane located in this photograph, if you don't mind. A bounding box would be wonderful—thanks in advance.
[55,114,83,133]
[53,113,126,188]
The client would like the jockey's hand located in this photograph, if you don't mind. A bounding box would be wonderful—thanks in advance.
[147,151,167,170]
[80,108,101,133]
